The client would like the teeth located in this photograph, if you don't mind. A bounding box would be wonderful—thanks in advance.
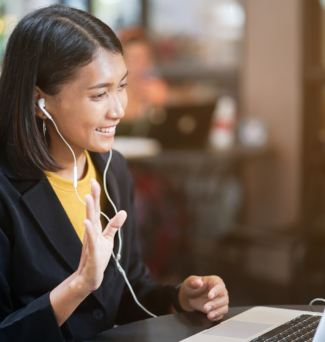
[96,126,116,133]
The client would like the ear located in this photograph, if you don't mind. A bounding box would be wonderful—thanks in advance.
[34,86,47,120]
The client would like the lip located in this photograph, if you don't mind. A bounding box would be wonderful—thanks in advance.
[95,123,118,138]
[95,130,116,138]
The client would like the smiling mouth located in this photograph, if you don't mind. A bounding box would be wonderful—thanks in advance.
[95,126,116,133]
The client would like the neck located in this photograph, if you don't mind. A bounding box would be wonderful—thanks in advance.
[49,141,87,182]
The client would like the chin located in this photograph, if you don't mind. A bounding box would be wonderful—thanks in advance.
[91,143,114,153]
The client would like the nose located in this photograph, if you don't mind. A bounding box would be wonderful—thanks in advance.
[107,92,125,120]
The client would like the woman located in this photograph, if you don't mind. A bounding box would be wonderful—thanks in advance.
[0,5,229,342]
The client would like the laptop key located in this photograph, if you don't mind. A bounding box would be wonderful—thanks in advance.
[255,324,298,339]
[249,314,320,342]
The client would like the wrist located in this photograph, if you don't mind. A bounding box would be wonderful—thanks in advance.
[69,272,94,299]
[170,284,185,313]
[49,272,93,327]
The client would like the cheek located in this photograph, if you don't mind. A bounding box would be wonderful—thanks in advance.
[60,104,97,139]
[75,101,99,126]
[121,91,128,109]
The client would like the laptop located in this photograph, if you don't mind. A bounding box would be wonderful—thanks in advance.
[180,306,325,342]
[147,103,216,149]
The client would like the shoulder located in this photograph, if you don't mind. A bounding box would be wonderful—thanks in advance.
[110,149,130,178]
[0,174,14,243]
[110,150,134,191]
[111,149,128,170]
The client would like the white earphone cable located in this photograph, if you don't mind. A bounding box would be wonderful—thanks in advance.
[103,150,122,260]
[48,117,76,166]
[309,298,325,306]
[39,101,157,318]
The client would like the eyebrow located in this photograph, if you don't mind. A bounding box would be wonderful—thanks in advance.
[87,70,129,90]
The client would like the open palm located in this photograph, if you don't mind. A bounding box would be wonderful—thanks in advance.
[77,179,127,292]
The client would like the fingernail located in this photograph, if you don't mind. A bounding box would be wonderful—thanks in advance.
[209,292,215,299]
[210,312,216,319]
[206,305,212,312]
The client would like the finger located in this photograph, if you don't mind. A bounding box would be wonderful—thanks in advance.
[82,220,88,244]
[103,210,127,240]
[91,179,102,234]
[207,279,226,300]
[82,224,89,253]
[207,304,229,321]
[184,276,206,298]
[85,194,99,237]
[184,276,204,291]
[84,219,96,256]
[91,179,101,217]
[78,227,89,271]
[190,277,204,289]
[211,314,224,322]
[204,293,229,313]
[209,306,228,321]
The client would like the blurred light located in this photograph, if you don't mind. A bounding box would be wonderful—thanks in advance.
[3,15,17,35]
[100,0,122,4]
[0,19,3,35]
[320,0,325,9]
[64,0,87,11]
[213,2,245,28]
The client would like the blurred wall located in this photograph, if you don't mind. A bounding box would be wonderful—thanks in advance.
[241,0,303,230]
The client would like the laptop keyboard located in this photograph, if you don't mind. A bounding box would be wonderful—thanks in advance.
[250,314,321,342]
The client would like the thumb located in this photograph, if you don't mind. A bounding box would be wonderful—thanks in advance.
[189,277,203,289]
[103,210,127,240]
[184,276,204,297]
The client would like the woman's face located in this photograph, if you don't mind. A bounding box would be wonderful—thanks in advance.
[40,48,128,155]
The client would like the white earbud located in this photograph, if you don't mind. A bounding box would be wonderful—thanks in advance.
[38,98,52,120]
[38,98,77,188]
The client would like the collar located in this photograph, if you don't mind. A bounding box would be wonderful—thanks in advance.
[0,149,121,211]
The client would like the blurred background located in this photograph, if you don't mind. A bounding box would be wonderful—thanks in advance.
[2,0,325,306]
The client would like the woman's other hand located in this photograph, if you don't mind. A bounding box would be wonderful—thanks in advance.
[178,275,229,322]
[77,179,127,292]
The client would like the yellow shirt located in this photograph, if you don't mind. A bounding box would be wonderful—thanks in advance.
[45,151,105,242]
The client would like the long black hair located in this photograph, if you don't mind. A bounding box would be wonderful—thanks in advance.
[0,5,123,177]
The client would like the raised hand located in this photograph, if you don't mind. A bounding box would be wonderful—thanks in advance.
[178,275,229,321]
[76,178,127,292]
[50,179,127,326]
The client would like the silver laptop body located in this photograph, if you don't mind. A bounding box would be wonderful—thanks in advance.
[180,306,324,342]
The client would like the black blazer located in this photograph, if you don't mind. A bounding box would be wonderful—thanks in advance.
[0,150,176,342]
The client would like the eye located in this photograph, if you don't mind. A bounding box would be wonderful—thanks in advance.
[118,83,128,91]
[91,92,106,100]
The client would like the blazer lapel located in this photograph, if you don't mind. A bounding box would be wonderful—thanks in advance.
[21,177,83,272]
[11,151,121,308]
[19,150,122,271]
[21,176,107,307]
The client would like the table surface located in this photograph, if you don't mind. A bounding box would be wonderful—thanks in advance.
[85,305,325,342]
